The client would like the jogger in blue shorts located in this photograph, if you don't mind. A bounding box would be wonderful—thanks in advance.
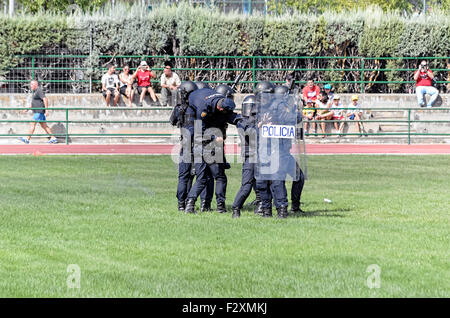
[20,80,58,144]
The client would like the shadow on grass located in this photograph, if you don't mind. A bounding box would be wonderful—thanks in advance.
[290,207,351,218]
[241,206,257,212]
[180,206,350,219]
[238,202,351,218]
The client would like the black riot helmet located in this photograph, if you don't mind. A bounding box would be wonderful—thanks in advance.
[242,94,256,118]
[195,81,211,89]
[215,84,234,99]
[254,81,275,94]
[274,85,289,96]
[179,81,198,96]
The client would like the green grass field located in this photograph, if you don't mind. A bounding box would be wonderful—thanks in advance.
[0,155,448,297]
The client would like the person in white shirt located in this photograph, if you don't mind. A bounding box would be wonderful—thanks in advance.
[314,93,333,138]
[346,94,364,135]
[101,64,120,107]
[330,95,344,132]
[118,65,134,107]
[160,63,181,107]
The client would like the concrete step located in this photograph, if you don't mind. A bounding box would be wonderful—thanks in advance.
[378,123,413,132]
[368,110,408,118]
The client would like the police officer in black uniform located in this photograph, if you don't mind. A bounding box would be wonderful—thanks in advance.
[184,88,247,214]
[194,81,215,212]
[170,81,213,212]
[210,84,236,210]
[255,81,275,217]
[255,83,293,218]
[196,84,235,213]
[275,86,306,214]
[255,82,303,218]
[231,94,262,218]
[214,84,234,172]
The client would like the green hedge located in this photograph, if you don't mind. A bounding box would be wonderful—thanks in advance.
[3,5,449,58]
[0,13,69,76]
[0,4,449,93]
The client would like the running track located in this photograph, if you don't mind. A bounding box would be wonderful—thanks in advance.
[0,144,449,155]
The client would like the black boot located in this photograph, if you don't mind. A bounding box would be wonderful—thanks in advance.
[254,201,263,216]
[200,200,212,212]
[290,204,304,214]
[185,198,196,214]
[232,207,241,218]
[277,206,288,219]
[262,208,272,218]
[217,202,227,213]
[178,200,185,212]
[251,190,262,206]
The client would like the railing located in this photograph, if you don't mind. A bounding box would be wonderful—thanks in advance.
[304,107,450,145]
[2,55,449,94]
[1,107,449,145]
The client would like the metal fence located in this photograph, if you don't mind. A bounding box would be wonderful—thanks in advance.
[1,55,449,95]
[2,0,437,17]
[148,0,282,15]
[1,107,449,145]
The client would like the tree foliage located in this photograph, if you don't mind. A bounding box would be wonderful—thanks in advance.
[0,13,69,75]
[272,0,450,14]
[1,3,449,93]
[17,0,108,13]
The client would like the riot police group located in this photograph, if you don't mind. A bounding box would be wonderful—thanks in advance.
[170,79,305,219]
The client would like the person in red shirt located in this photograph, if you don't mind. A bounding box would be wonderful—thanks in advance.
[131,61,158,107]
[414,60,439,108]
[302,79,320,104]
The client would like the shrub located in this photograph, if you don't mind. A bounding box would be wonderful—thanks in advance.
[0,3,449,93]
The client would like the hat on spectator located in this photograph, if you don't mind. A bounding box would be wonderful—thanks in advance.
[306,99,313,103]
[324,84,332,90]
[333,95,341,100]
[140,61,148,67]
[351,94,359,101]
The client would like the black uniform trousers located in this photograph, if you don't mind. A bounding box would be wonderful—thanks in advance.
[177,149,213,203]
[256,179,288,209]
[291,166,305,209]
[232,162,255,209]
[187,161,227,205]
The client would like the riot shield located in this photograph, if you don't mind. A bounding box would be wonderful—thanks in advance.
[294,88,308,180]
[254,92,306,181]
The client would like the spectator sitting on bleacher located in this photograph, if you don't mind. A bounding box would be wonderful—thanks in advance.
[346,94,364,136]
[101,64,120,107]
[131,61,158,107]
[314,93,333,138]
[330,95,344,133]
[302,79,320,104]
[119,65,134,107]
[160,63,181,107]
[414,60,439,108]
[323,83,334,102]
[303,99,316,135]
